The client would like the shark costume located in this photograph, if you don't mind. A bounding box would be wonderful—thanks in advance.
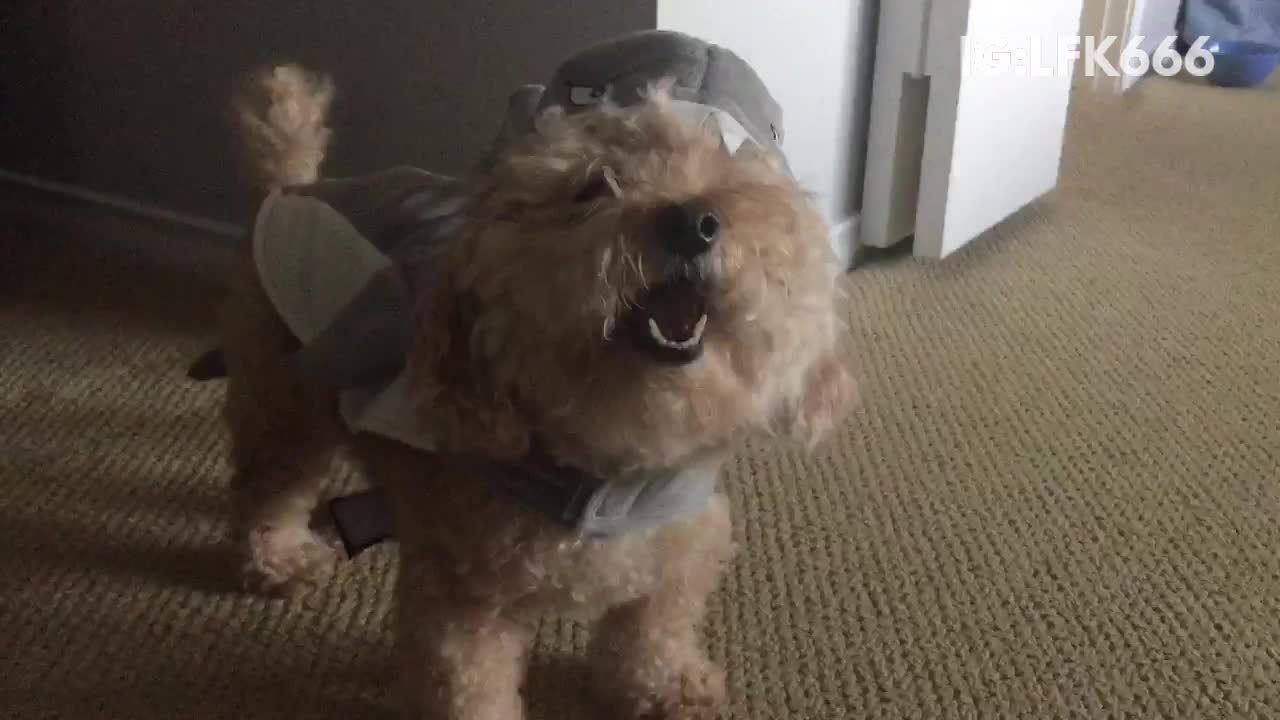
[203,30,791,557]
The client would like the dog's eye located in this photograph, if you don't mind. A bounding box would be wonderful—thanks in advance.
[574,170,620,203]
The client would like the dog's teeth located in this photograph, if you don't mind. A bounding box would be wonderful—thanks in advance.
[648,317,670,346]
[647,314,709,350]
[691,314,708,340]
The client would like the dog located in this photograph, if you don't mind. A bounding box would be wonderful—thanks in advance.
[211,50,853,719]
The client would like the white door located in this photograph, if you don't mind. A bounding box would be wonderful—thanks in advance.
[860,0,1085,259]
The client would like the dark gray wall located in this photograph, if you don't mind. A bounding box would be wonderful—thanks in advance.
[1,1,655,225]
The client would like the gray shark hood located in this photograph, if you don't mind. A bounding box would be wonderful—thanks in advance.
[485,30,788,171]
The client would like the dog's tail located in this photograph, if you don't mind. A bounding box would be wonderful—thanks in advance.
[187,65,333,384]
[232,64,335,190]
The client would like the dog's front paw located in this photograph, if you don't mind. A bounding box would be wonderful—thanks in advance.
[606,658,726,720]
[239,525,338,597]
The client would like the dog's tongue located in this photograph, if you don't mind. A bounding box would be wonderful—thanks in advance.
[645,279,705,341]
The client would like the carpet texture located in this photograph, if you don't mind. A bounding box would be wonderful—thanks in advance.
[3,76,1280,719]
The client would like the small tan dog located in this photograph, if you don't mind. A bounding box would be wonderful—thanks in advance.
[213,41,852,720]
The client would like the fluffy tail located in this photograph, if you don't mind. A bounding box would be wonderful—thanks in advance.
[233,64,334,189]
[187,65,333,383]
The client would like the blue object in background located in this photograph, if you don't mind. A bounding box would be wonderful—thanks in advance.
[1182,0,1280,47]
[1201,39,1280,87]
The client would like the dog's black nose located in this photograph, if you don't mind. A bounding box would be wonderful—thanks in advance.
[656,202,720,259]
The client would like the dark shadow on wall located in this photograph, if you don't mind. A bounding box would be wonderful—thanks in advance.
[844,0,881,217]
[0,1,656,226]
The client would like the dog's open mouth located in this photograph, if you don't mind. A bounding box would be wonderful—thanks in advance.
[624,275,709,364]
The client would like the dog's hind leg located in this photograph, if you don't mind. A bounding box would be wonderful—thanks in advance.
[220,266,346,596]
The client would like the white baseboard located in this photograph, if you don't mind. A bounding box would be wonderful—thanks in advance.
[830,214,861,271]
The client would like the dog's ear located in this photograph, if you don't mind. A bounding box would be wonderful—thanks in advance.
[778,352,856,450]
[408,277,531,460]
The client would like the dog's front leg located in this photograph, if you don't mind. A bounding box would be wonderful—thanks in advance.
[589,593,727,720]
[587,498,733,719]
[397,595,531,720]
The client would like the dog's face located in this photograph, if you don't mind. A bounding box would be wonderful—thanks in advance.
[410,94,853,472]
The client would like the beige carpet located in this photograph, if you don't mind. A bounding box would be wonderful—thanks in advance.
[4,75,1280,719]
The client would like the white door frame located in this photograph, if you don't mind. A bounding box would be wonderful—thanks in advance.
[1080,0,1181,93]
[1085,0,1137,93]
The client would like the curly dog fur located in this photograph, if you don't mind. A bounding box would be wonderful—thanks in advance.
[218,65,854,720]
